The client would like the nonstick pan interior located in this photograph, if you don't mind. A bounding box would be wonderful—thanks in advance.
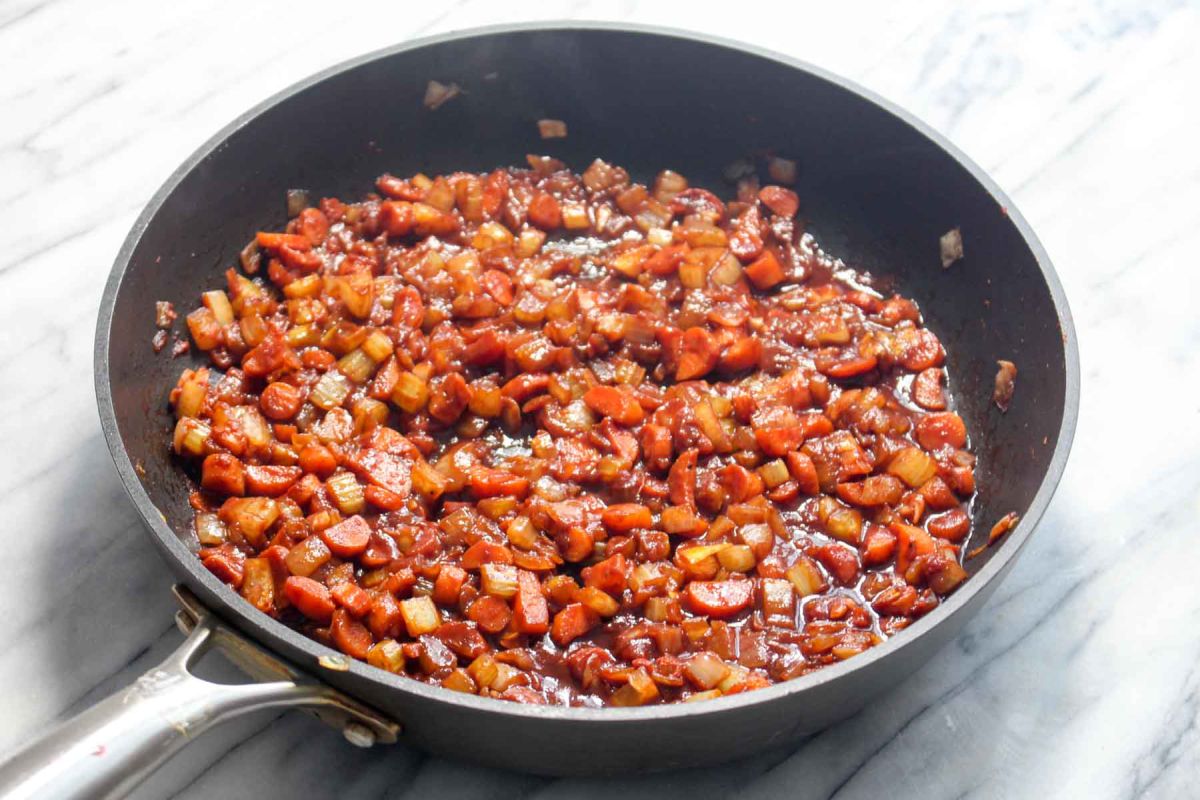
[97,24,1076,774]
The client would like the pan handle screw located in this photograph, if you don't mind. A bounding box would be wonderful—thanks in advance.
[343,721,377,748]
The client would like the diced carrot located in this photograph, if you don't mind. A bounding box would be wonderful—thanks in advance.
[481,169,509,218]
[785,451,820,495]
[918,476,959,510]
[683,580,754,618]
[527,193,562,230]
[331,582,372,617]
[916,412,967,450]
[668,449,698,507]
[744,250,785,289]
[433,565,468,606]
[320,514,372,558]
[365,592,403,640]
[718,464,765,504]
[927,508,971,542]
[461,540,515,569]
[758,186,799,218]
[331,609,373,660]
[468,595,512,633]
[380,200,414,237]
[468,467,529,498]
[898,329,944,371]
[513,569,549,635]
[583,386,644,426]
[259,382,303,420]
[836,475,904,507]
[201,453,245,496]
[364,484,405,511]
[912,368,947,410]
[244,465,301,497]
[861,526,897,566]
[551,603,600,646]
[676,327,720,381]
[890,522,936,576]
[643,244,688,276]
[284,576,335,623]
[501,373,550,401]
[480,269,515,305]
[298,444,337,479]
[601,503,653,532]
[719,336,762,372]
[811,544,860,586]
[256,231,312,251]
[560,527,594,562]
[581,554,630,597]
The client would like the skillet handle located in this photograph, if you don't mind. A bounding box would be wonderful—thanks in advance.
[0,587,398,800]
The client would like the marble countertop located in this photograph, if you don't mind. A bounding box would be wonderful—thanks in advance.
[2,0,1198,797]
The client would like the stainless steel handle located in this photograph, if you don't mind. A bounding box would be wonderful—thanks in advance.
[0,587,399,800]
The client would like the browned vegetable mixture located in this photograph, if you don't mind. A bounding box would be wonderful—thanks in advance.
[169,156,977,707]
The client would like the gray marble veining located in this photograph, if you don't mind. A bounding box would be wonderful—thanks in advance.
[1,0,1197,797]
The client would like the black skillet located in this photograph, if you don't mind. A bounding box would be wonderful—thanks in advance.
[0,22,1078,798]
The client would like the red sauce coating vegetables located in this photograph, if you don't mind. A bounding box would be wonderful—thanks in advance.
[169,156,976,707]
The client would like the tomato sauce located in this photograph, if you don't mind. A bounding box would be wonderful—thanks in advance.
[167,156,975,706]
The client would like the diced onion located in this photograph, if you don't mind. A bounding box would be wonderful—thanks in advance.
[561,203,589,229]
[647,227,674,247]
[577,586,620,617]
[717,545,756,573]
[506,516,538,549]
[767,156,797,185]
[685,652,730,690]
[412,460,448,502]
[337,348,376,384]
[441,669,477,693]
[611,668,659,706]
[709,252,743,286]
[887,447,938,488]
[173,417,210,456]
[367,639,406,673]
[424,80,461,110]
[202,290,235,326]
[940,227,964,268]
[537,119,568,139]
[467,654,500,688]
[391,371,429,413]
[480,563,519,598]
[326,472,365,515]
[786,557,825,597]
[311,371,352,410]
[285,536,331,577]
[286,189,310,218]
[400,595,441,636]
[194,512,227,545]
[717,664,750,693]
[758,459,790,488]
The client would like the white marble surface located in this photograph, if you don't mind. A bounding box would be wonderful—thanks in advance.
[1,0,1198,797]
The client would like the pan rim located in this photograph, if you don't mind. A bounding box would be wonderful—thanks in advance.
[94,20,1080,726]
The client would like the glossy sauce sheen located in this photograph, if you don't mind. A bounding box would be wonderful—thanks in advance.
[169,157,976,707]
